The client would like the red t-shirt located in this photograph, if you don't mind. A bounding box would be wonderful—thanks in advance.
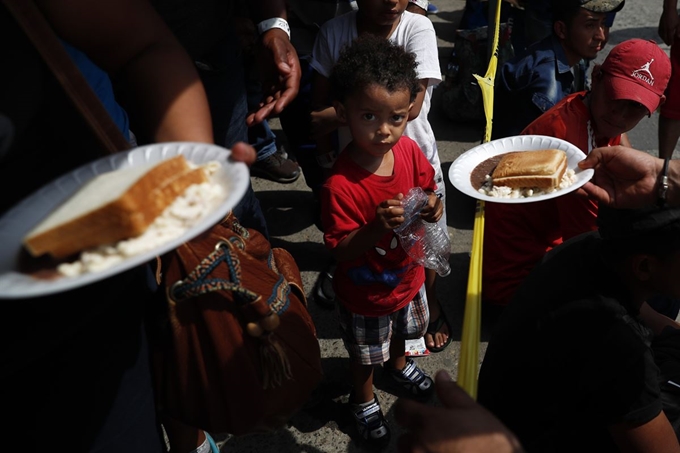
[321,136,436,316]
[483,92,621,306]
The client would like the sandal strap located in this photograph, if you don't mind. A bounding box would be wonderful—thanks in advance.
[351,396,390,441]
[352,399,381,421]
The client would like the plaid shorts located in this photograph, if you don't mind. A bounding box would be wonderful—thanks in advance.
[337,284,429,365]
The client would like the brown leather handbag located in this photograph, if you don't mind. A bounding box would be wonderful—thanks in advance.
[4,0,323,436]
[153,214,323,435]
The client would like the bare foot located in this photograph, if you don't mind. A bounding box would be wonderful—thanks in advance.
[425,301,451,351]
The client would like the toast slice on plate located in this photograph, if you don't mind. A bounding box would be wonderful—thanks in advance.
[23,155,208,259]
[491,149,567,189]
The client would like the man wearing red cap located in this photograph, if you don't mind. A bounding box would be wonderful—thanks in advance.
[482,39,671,310]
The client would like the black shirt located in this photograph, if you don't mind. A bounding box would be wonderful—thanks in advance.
[478,232,662,452]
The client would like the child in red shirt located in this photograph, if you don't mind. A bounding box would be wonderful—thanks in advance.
[321,35,443,449]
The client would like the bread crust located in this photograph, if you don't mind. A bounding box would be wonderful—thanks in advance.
[491,149,568,189]
[23,155,207,259]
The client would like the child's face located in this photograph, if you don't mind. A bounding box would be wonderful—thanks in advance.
[356,0,410,28]
[335,83,412,157]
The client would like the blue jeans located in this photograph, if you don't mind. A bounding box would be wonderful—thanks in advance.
[245,71,278,161]
[197,30,270,239]
[248,119,278,161]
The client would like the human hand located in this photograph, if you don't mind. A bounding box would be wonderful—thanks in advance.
[310,107,340,139]
[230,142,257,166]
[395,370,525,453]
[577,146,662,209]
[420,192,443,224]
[658,7,680,46]
[247,29,301,126]
[375,194,405,231]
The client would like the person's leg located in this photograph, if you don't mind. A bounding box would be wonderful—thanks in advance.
[278,58,325,195]
[424,168,452,352]
[659,115,680,160]
[350,361,376,404]
[337,302,391,446]
[249,119,301,184]
[659,37,680,160]
[387,336,407,372]
[424,267,450,351]
[243,42,300,184]
[383,285,434,398]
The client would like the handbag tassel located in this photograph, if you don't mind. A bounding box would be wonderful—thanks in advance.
[260,333,293,389]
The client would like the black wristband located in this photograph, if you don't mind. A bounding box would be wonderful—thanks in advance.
[657,157,670,208]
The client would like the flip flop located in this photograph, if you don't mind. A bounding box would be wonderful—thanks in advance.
[425,306,452,353]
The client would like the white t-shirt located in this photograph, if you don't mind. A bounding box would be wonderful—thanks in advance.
[310,10,442,173]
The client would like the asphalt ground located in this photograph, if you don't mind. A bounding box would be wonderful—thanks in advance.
[217,1,678,451]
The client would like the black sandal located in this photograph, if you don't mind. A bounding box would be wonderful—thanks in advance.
[426,306,452,353]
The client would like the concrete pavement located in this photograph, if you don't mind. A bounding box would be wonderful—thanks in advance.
[217,1,676,451]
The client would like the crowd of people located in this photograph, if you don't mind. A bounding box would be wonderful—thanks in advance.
[2,0,680,452]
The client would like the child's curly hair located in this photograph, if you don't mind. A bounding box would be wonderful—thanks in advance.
[330,34,421,104]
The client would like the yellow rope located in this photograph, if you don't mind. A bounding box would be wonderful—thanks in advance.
[456,0,503,400]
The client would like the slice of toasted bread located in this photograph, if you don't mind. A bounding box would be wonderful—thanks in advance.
[23,155,207,259]
[491,149,568,189]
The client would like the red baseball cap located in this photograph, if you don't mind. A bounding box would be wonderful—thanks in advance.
[599,39,671,114]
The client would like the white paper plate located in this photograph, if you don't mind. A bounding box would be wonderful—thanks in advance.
[0,142,250,299]
[448,135,594,204]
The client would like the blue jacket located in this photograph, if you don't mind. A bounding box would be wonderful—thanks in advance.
[492,34,574,140]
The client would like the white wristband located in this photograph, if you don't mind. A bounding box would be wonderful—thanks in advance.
[256,17,291,40]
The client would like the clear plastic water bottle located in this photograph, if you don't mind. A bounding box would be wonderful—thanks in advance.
[394,188,451,277]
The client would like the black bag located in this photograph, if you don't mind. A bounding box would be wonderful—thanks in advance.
[440,22,514,123]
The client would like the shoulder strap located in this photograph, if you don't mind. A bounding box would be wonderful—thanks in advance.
[2,0,130,155]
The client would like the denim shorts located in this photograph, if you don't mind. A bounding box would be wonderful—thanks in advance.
[337,284,429,365]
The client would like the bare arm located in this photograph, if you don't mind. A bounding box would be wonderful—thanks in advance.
[419,191,443,224]
[578,146,680,208]
[332,195,405,262]
[609,411,680,453]
[37,0,214,144]
[659,0,680,46]
[408,79,429,121]
[245,0,301,125]
[310,71,340,167]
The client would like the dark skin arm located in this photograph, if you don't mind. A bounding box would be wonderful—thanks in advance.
[578,146,680,208]
[332,193,405,262]
[246,0,301,125]
[609,411,680,453]
[37,0,214,144]
[658,0,680,46]
[332,191,442,262]
[420,191,443,224]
